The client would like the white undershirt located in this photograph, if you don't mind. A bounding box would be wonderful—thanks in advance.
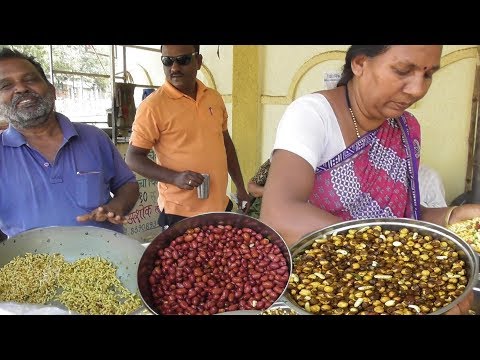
[418,165,447,208]
[273,93,346,170]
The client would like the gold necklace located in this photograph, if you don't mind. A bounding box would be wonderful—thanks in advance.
[348,107,361,139]
[345,85,361,139]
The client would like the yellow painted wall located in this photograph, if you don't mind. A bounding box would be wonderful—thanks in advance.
[232,46,261,184]
[260,46,348,161]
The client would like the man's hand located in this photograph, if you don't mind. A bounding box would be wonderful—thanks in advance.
[76,206,127,225]
[173,171,205,190]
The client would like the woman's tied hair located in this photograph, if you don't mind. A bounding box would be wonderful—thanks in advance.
[337,45,390,87]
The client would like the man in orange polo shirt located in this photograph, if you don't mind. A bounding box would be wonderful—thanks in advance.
[126,45,251,229]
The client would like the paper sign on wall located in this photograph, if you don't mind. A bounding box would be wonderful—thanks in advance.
[324,71,341,90]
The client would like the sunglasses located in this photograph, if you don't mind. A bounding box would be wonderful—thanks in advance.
[161,52,198,67]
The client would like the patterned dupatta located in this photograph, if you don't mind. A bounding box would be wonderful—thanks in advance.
[309,113,421,221]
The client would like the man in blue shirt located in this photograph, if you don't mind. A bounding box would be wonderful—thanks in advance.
[0,48,140,238]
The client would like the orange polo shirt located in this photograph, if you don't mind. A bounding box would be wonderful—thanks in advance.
[130,79,229,217]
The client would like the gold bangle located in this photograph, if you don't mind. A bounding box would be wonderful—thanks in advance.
[444,206,459,227]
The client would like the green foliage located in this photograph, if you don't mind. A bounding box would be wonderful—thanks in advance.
[0,45,50,72]
[0,45,110,91]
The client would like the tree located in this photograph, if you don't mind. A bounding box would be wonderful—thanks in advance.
[0,45,110,91]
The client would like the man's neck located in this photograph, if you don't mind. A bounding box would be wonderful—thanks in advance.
[15,113,61,141]
[168,79,198,100]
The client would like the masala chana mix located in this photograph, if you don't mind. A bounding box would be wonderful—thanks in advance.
[448,217,480,254]
[261,306,297,315]
[289,226,469,315]
[0,253,142,315]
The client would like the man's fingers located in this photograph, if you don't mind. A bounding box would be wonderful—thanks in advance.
[107,215,126,224]
[76,214,91,222]
[78,210,107,222]
[78,207,124,224]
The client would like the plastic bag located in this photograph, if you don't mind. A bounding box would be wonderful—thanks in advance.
[0,302,72,315]
[228,193,248,213]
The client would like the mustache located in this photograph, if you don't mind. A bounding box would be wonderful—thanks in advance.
[11,92,41,107]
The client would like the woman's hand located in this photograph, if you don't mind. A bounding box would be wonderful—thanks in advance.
[444,290,474,315]
[247,181,265,198]
[449,204,480,226]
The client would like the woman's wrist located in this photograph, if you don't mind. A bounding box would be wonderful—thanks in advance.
[445,205,459,227]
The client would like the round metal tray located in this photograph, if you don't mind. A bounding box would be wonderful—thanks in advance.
[285,218,479,315]
[137,212,292,315]
[260,301,298,315]
[0,226,147,314]
[216,310,262,315]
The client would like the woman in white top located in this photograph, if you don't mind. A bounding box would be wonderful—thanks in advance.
[261,45,478,315]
